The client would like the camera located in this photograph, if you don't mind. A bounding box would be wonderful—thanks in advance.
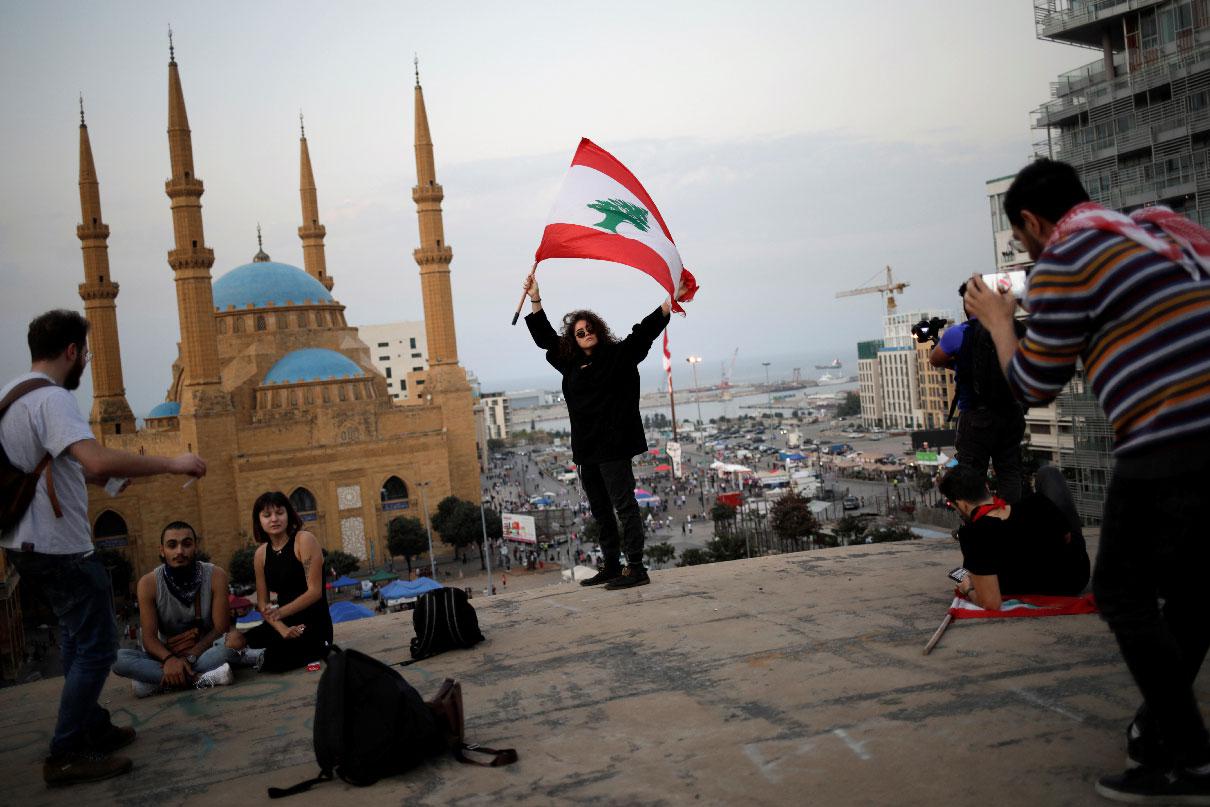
[911,316,949,345]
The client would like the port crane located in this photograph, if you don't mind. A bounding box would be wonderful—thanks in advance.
[719,347,739,390]
[836,265,910,314]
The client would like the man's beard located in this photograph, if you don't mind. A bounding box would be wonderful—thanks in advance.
[63,355,86,390]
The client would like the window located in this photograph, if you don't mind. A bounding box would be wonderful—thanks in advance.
[413,366,423,372]
[411,352,422,359]
[93,510,130,548]
[381,476,409,503]
[379,355,390,361]
[255,315,266,332]
[385,367,392,379]
[409,337,417,349]
[377,342,389,348]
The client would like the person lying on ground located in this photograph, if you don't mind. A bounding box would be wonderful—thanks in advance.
[938,464,1089,610]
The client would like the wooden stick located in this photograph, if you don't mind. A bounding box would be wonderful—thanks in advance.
[922,613,953,655]
[511,263,538,325]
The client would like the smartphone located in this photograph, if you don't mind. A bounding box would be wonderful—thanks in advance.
[980,270,1027,297]
[947,567,969,584]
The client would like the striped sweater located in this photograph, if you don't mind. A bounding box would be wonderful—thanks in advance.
[1007,221,1210,474]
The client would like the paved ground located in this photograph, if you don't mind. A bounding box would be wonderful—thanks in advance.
[4,532,1204,806]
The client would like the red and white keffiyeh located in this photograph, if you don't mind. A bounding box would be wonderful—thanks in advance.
[1047,201,1210,279]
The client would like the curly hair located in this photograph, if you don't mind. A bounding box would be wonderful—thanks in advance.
[557,309,617,363]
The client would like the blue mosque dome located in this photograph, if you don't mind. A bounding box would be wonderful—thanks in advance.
[212,261,334,311]
[147,401,180,419]
[263,349,366,385]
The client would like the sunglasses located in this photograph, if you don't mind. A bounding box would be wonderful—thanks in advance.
[575,326,595,339]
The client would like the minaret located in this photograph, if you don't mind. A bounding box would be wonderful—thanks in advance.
[76,98,135,436]
[410,59,478,502]
[164,33,223,400]
[298,113,333,290]
[412,59,459,369]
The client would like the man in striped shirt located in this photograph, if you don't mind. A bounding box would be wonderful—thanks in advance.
[965,159,1210,804]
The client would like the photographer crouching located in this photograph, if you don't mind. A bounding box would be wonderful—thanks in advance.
[918,286,1027,504]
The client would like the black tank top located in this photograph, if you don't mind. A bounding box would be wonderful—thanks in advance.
[265,533,333,642]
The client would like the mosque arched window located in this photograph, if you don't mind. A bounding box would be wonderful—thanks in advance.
[255,315,267,332]
[217,318,227,334]
[297,313,308,328]
[381,477,409,511]
[93,510,129,549]
[276,314,288,330]
[233,317,245,334]
[290,487,319,522]
[338,385,347,402]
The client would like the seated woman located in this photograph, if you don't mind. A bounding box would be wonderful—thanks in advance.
[938,464,1090,610]
[228,491,333,672]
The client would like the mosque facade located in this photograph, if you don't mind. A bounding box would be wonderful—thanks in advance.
[76,46,479,579]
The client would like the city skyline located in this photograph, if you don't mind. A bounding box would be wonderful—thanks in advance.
[0,2,1082,419]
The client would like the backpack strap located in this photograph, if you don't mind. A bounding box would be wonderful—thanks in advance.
[267,771,333,799]
[1,379,61,519]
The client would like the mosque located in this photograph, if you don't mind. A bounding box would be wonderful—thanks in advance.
[73,43,479,579]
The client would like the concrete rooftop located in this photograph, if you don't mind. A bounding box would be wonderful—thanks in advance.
[4,533,1205,806]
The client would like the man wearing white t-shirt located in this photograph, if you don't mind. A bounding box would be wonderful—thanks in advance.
[0,310,205,787]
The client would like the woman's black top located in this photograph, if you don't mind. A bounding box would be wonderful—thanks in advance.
[957,494,1090,596]
[265,533,333,643]
[525,306,670,464]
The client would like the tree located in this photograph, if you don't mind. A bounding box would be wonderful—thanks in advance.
[705,529,749,562]
[867,524,917,544]
[432,497,498,569]
[323,549,360,578]
[710,501,737,536]
[229,547,257,586]
[587,198,650,234]
[833,515,868,547]
[388,515,429,573]
[768,492,818,549]
[677,548,711,567]
[836,391,861,418]
[644,542,676,569]
[487,437,506,452]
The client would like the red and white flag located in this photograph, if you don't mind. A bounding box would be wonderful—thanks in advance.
[948,593,1097,620]
[535,138,698,313]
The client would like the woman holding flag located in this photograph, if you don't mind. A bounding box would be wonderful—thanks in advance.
[523,274,682,589]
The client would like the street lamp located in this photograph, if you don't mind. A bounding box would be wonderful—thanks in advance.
[686,355,704,430]
[417,481,437,578]
[479,496,494,596]
[762,361,772,411]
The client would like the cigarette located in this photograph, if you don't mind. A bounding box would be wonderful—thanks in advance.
[182,478,196,490]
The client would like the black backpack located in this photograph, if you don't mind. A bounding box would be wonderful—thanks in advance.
[268,646,516,798]
[968,319,1028,412]
[0,378,61,534]
[401,587,485,664]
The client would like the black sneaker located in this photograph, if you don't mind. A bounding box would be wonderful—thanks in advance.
[1127,718,1173,771]
[1095,765,1210,804]
[604,565,650,590]
[580,566,621,587]
[44,750,133,788]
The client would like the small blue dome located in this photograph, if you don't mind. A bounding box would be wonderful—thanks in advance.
[147,401,180,419]
[264,349,366,385]
[212,261,334,310]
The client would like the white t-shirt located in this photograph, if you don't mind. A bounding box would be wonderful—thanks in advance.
[0,372,95,554]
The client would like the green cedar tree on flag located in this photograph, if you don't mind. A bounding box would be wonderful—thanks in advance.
[535,138,698,313]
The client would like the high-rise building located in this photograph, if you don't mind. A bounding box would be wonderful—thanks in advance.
[480,392,510,440]
[358,321,428,400]
[857,339,885,429]
[1026,0,1193,521]
[877,309,954,430]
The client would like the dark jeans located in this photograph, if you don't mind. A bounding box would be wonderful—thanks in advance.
[956,406,1026,504]
[579,459,645,566]
[7,550,119,756]
[1092,467,1210,767]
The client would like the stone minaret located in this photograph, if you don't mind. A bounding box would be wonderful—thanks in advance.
[298,114,333,291]
[165,37,223,403]
[412,62,460,369]
[410,60,479,500]
[76,99,135,436]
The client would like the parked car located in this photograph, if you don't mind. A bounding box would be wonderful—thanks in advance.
[842,495,861,511]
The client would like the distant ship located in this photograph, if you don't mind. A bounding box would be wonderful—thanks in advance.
[814,358,842,370]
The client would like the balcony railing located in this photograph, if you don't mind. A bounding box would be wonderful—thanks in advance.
[1034,0,1168,41]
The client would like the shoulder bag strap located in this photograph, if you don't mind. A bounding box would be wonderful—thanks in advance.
[1,379,62,518]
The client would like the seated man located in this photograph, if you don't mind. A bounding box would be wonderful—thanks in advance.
[938,464,1090,610]
[112,522,261,697]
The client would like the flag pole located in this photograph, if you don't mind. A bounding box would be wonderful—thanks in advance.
[922,612,953,655]
[511,263,538,326]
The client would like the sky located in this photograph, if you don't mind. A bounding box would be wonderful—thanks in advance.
[0,1,1091,416]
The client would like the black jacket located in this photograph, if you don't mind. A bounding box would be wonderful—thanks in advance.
[526,307,670,465]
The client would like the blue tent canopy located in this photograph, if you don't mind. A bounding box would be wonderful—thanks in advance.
[329,575,360,588]
[329,601,374,624]
[380,578,443,601]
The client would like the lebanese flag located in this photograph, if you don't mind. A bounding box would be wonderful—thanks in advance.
[947,593,1097,620]
[535,138,699,314]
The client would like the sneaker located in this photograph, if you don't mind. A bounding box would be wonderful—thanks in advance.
[43,750,132,787]
[87,723,136,754]
[194,663,234,690]
[1127,718,1173,770]
[580,566,621,587]
[131,679,160,699]
[238,647,266,670]
[604,565,650,590]
[1096,765,1210,804]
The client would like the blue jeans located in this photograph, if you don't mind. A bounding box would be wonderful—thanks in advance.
[7,550,118,756]
[112,638,239,684]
